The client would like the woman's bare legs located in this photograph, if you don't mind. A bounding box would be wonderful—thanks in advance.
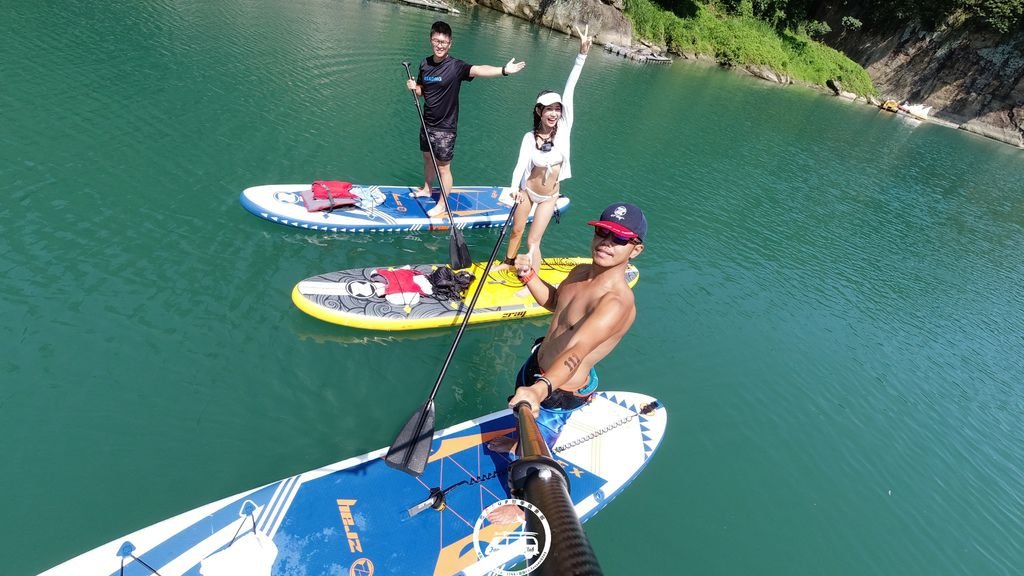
[494,196,533,270]
[524,200,557,272]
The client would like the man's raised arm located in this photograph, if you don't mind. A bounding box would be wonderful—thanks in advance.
[469,58,526,78]
[513,254,559,311]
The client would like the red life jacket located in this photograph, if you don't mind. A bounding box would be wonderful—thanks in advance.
[312,180,356,200]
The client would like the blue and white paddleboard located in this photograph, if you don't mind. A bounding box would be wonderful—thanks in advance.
[42,391,665,576]
[239,184,571,233]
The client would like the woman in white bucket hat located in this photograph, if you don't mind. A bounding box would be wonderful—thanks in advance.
[497,25,592,273]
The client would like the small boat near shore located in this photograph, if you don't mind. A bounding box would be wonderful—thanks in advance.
[397,0,460,13]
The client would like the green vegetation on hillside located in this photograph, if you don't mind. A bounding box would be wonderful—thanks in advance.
[624,0,878,96]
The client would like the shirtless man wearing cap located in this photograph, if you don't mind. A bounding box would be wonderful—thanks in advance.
[503,202,647,422]
[485,202,646,523]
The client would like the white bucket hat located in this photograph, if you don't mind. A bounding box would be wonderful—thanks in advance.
[536,92,562,106]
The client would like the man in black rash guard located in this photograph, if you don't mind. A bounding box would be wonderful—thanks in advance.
[405,20,526,218]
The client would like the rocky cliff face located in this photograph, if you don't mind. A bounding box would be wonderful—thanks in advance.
[832,24,1024,148]
[473,0,634,51]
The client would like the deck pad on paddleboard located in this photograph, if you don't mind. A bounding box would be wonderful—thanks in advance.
[293,257,641,331]
[240,184,571,232]
[42,391,666,576]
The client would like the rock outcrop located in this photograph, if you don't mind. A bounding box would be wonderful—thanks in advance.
[474,0,633,48]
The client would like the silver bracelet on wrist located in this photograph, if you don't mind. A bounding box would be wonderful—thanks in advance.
[535,376,553,397]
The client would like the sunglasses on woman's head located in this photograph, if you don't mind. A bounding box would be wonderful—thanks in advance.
[594,227,640,245]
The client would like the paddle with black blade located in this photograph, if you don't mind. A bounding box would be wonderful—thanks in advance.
[402,61,472,271]
[385,199,521,476]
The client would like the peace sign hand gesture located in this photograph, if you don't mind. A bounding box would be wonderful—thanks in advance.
[574,24,593,55]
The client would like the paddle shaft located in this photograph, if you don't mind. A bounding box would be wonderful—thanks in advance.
[402,62,457,223]
[385,200,519,475]
[425,200,520,403]
[388,63,516,476]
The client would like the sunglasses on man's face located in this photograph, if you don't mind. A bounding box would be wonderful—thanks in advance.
[594,227,640,245]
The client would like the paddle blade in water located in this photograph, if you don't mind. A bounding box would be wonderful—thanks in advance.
[450,228,472,271]
[385,400,436,477]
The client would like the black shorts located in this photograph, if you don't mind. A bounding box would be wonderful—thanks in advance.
[514,338,597,411]
[419,128,457,162]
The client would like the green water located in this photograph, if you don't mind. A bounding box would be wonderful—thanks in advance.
[3,1,1023,574]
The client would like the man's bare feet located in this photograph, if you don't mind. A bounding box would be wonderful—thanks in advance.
[487,435,518,455]
[485,503,526,524]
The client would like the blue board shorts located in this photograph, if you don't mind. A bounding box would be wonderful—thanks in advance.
[514,338,599,446]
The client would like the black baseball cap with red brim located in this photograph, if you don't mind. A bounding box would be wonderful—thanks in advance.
[588,202,647,242]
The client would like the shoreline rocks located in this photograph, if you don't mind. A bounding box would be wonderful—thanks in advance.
[604,43,673,63]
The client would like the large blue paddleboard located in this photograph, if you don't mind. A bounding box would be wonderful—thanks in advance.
[41,391,666,575]
[240,184,571,233]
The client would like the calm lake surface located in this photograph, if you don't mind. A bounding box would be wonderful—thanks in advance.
[3,1,1023,574]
